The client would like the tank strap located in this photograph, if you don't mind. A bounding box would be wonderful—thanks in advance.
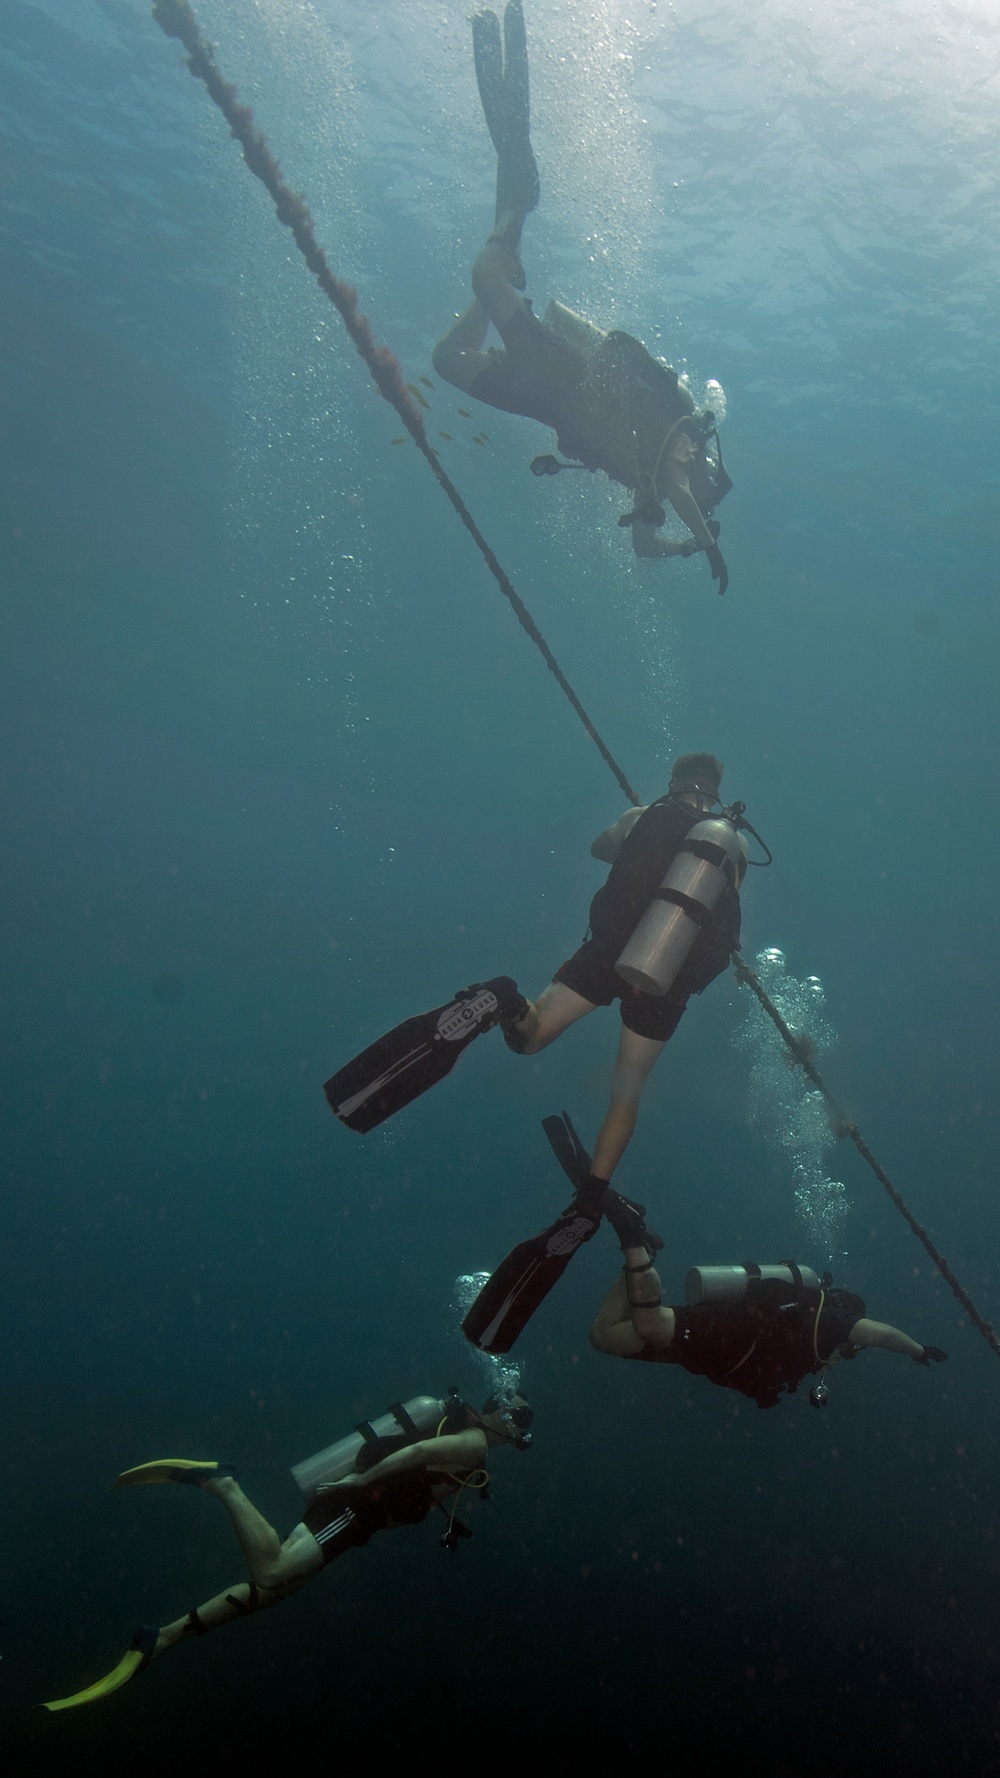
[388,1401,420,1438]
[685,836,739,879]
[652,886,714,927]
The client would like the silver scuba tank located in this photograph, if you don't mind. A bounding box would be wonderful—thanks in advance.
[542,299,607,358]
[291,1395,446,1504]
[615,817,748,997]
[685,1263,821,1307]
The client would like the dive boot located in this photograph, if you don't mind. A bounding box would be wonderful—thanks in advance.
[603,1188,664,1256]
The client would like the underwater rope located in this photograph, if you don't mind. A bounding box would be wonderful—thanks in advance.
[151,0,996,1363]
[733,952,1000,1364]
[150,0,640,809]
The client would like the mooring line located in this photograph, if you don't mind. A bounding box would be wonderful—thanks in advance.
[151,0,640,808]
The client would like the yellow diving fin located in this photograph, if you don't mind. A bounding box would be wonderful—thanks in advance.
[42,1627,157,1712]
[112,1458,236,1489]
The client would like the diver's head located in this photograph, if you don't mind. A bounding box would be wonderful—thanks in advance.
[479,1392,533,1450]
[666,419,701,465]
[670,752,723,811]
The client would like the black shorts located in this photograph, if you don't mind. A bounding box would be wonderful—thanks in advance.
[633,1305,755,1377]
[554,939,689,1043]
[301,1495,377,1566]
[470,307,585,432]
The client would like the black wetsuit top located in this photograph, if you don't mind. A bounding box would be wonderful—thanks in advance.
[471,313,722,509]
[635,1286,867,1410]
[589,796,741,997]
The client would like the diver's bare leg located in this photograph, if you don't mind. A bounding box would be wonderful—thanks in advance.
[432,299,491,390]
[590,1028,666,1180]
[152,1478,322,1657]
[508,980,597,1055]
[432,221,529,392]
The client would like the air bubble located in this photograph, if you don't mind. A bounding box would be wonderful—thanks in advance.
[735,949,850,1257]
[454,1274,523,1406]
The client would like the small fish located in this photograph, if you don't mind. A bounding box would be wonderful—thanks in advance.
[479,431,491,443]
[472,434,487,446]
[390,436,407,446]
[419,376,434,389]
[457,407,472,418]
[406,383,431,409]
[438,431,454,441]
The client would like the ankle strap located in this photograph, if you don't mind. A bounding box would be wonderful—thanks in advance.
[623,1258,654,1274]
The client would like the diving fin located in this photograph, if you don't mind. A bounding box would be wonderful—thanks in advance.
[324,978,524,1134]
[461,1201,602,1355]
[541,1109,592,1188]
[113,1459,237,1489]
[41,1626,157,1713]
[462,1109,603,1354]
[541,1109,664,1252]
[472,4,539,231]
[472,9,506,157]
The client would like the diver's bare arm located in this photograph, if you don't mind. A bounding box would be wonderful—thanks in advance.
[847,1317,925,1357]
[333,1429,488,1492]
[661,462,717,550]
[591,805,646,862]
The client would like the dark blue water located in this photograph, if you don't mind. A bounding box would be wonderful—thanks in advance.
[3,1,999,1771]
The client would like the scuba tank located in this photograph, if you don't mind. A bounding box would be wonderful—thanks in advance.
[615,811,749,996]
[291,1395,447,1505]
[542,299,607,358]
[685,1263,821,1307]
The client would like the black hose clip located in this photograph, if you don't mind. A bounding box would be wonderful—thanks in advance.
[440,1517,474,1553]
[531,454,586,478]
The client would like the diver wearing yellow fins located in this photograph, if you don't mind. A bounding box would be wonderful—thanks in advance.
[42,1390,532,1711]
[432,2,733,587]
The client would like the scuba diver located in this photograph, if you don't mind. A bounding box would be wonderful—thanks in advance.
[431,2,733,590]
[42,1388,532,1712]
[325,753,750,1200]
[460,1111,951,1390]
[589,1239,948,1411]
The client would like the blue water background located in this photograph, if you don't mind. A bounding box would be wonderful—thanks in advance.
[3,0,999,1769]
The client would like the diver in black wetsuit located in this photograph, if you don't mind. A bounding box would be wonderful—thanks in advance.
[42,1392,531,1712]
[431,1,732,590]
[500,752,741,1190]
[589,1234,948,1410]
[325,752,744,1201]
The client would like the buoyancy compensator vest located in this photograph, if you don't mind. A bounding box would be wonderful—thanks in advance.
[667,1266,866,1410]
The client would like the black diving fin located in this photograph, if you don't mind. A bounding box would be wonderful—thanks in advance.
[541,1109,591,1188]
[324,978,523,1134]
[461,1111,600,1356]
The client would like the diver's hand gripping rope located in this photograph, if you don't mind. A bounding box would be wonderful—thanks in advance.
[732,951,1000,1365]
[150,0,639,809]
